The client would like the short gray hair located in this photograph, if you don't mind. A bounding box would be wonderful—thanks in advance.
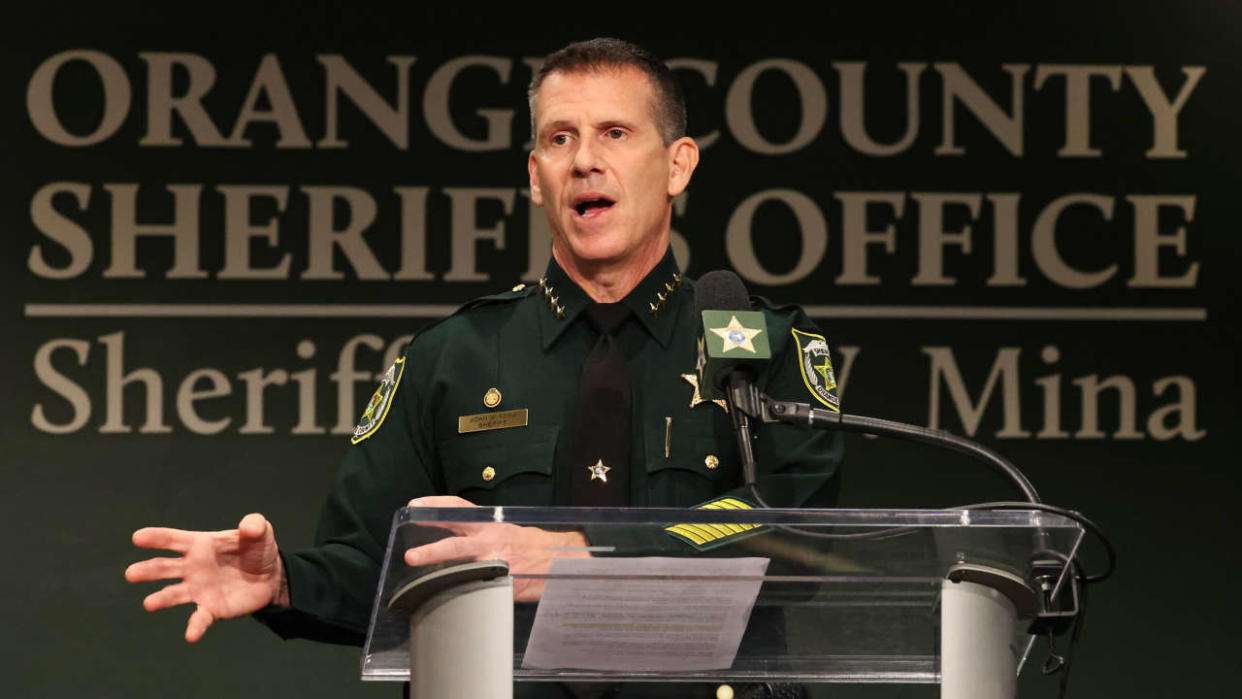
[527,38,687,146]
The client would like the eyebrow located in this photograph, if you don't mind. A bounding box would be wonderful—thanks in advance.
[539,119,641,137]
[596,119,637,132]
[539,120,576,137]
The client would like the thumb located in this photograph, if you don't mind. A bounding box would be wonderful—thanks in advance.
[185,604,215,643]
[237,513,270,541]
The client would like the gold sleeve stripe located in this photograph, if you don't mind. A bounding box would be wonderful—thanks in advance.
[665,525,709,545]
[664,496,763,547]
[703,497,753,510]
[676,523,727,542]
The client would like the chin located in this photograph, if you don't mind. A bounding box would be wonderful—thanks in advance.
[564,236,630,265]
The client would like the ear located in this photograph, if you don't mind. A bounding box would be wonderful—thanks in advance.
[528,151,544,207]
[666,137,700,198]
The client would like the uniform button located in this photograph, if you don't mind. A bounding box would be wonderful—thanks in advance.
[704,454,719,470]
[715,685,733,699]
[511,283,526,292]
[481,466,496,482]
[483,387,502,408]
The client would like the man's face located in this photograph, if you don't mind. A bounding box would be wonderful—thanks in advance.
[528,67,696,275]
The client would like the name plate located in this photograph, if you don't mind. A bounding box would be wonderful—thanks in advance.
[458,408,529,434]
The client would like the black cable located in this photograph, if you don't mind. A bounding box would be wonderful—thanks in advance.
[747,483,922,540]
[955,502,1115,584]
[746,396,1113,697]
[1027,550,1090,699]
[1058,563,1088,699]
[791,407,1042,504]
[745,494,1111,698]
[748,486,1117,586]
[755,401,1117,582]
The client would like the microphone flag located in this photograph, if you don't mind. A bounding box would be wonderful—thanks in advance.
[697,309,771,401]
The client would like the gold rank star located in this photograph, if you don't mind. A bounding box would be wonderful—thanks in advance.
[710,316,763,353]
[588,459,611,483]
[681,373,729,412]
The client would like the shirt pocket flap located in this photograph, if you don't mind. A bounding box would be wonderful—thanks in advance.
[439,425,558,493]
[644,424,736,480]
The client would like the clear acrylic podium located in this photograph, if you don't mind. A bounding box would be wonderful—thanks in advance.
[362,506,1083,698]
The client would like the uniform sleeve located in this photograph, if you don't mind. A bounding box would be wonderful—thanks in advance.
[255,344,442,645]
[747,308,844,509]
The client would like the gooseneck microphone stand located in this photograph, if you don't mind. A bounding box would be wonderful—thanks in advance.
[725,373,1110,699]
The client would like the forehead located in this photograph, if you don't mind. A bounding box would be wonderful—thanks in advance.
[534,66,659,131]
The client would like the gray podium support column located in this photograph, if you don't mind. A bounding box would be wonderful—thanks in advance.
[940,564,1034,699]
[390,561,513,699]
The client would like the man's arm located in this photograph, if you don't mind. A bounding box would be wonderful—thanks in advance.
[745,304,845,508]
[256,349,441,644]
[125,343,438,645]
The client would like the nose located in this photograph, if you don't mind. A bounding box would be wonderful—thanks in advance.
[571,137,603,177]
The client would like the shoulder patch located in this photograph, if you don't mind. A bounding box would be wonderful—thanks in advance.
[664,496,766,551]
[791,328,840,412]
[351,357,406,445]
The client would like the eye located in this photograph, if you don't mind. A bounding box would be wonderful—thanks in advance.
[550,133,571,146]
[605,128,626,140]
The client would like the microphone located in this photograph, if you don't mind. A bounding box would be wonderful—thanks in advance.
[693,272,1042,505]
[694,270,771,488]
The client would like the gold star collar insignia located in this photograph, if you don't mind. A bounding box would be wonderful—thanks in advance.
[710,315,763,353]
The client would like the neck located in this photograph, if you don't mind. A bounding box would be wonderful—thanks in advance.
[553,233,668,303]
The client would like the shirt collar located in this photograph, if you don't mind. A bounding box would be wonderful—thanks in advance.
[537,248,686,350]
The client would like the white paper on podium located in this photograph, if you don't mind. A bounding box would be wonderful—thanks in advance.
[520,556,770,672]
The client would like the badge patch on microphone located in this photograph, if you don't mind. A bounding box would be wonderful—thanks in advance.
[792,328,840,412]
[710,314,764,353]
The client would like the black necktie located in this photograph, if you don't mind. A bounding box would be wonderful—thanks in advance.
[568,302,632,506]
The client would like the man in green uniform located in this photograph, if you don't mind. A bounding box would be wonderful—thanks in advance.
[127,38,843,697]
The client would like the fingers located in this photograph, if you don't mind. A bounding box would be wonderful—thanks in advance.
[143,582,191,612]
[407,495,477,508]
[237,513,269,540]
[413,519,481,537]
[125,556,182,583]
[404,536,476,567]
[131,527,192,553]
[185,605,215,643]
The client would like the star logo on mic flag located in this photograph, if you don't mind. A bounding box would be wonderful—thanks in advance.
[710,316,763,353]
[588,459,611,483]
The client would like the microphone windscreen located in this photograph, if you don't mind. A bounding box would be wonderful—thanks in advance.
[694,270,751,315]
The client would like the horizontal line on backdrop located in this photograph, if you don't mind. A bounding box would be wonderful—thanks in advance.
[24,303,462,318]
[24,303,1207,321]
[800,306,1207,321]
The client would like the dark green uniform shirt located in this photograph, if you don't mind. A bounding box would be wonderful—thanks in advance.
[260,250,845,692]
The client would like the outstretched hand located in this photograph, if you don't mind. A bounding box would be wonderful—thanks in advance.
[404,496,590,601]
[125,513,286,642]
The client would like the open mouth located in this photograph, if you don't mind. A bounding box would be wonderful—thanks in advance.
[573,197,615,218]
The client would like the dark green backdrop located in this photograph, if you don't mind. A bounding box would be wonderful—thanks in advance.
[3,3,1238,697]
